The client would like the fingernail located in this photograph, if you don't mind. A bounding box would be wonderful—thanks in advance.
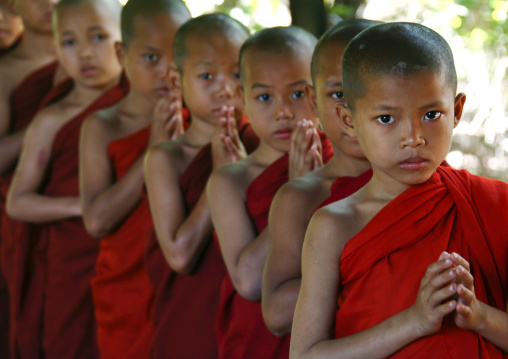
[449,284,456,291]
[445,259,452,265]
[449,269,455,276]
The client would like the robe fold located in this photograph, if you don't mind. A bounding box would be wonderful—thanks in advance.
[40,77,128,359]
[216,132,333,359]
[335,166,508,358]
[145,116,258,359]
[91,126,155,359]
[0,61,66,359]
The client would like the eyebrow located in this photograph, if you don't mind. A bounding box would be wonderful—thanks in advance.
[88,26,105,32]
[373,100,446,111]
[325,80,342,87]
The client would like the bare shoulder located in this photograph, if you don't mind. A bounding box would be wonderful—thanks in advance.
[145,139,187,177]
[209,158,253,197]
[277,171,328,209]
[81,104,122,143]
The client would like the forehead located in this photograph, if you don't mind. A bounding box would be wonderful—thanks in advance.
[55,3,116,33]
[183,31,243,67]
[129,13,180,47]
[357,70,454,109]
[242,50,311,87]
[314,41,346,84]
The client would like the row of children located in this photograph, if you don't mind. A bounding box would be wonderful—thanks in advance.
[0,0,507,358]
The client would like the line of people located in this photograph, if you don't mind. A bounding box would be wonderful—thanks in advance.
[0,0,506,358]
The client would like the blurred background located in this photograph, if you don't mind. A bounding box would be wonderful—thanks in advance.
[134,0,508,181]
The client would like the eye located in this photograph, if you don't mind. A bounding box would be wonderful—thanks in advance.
[61,38,74,47]
[143,54,158,62]
[233,72,240,80]
[291,90,305,99]
[92,33,107,42]
[377,115,395,125]
[257,94,271,102]
[199,73,212,80]
[424,111,441,120]
[330,91,344,99]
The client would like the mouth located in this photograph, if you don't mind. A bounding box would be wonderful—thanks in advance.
[43,11,53,22]
[274,128,293,139]
[81,65,98,76]
[398,156,430,171]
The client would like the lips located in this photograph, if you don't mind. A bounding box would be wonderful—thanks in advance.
[81,65,98,76]
[398,156,430,171]
[274,128,293,139]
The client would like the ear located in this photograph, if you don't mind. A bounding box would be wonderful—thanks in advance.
[167,66,182,94]
[336,103,355,137]
[115,42,125,67]
[453,93,466,128]
[304,84,318,117]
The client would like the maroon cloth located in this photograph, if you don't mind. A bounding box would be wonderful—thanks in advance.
[0,61,66,359]
[215,133,333,359]
[40,77,128,359]
[317,169,372,209]
[144,116,258,359]
[335,166,508,358]
[91,126,154,359]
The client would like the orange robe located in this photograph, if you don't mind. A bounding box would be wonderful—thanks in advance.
[145,116,259,359]
[335,166,508,358]
[40,77,128,359]
[0,61,66,359]
[215,133,334,359]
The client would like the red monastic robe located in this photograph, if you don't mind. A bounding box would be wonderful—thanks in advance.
[0,61,64,359]
[335,166,508,358]
[40,77,128,359]
[145,116,258,359]
[215,133,334,359]
[318,169,372,209]
[91,126,154,359]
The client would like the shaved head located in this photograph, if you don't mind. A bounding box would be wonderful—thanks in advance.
[239,26,317,81]
[121,0,190,49]
[311,19,382,83]
[342,22,457,110]
[54,0,122,23]
[173,13,250,71]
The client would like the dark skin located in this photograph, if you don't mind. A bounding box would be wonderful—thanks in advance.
[79,13,185,239]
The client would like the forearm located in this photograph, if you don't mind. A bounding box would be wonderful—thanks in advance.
[156,191,213,274]
[83,158,144,238]
[293,308,421,359]
[7,192,81,223]
[475,302,508,352]
[263,278,301,336]
[0,130,25,174]
[231,228,270,302]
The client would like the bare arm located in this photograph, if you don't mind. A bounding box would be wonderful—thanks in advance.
[262,182,322,336]
[79,116,145,238]
[144,144,213,274]
[6,110,81,222]
[290,210,459,359]
[207,165,269,302]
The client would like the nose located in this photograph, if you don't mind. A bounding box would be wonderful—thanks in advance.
[400,118,426,148]
[275,97,293,121]
[78,42,93,60]
[157,58,170,80]
[217,76,235,101]
[47,0,59,7]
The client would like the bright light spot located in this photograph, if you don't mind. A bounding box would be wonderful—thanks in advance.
[450,15,462,28]
[446,151,464,168]
[493,9,508,22]
[502,138,508,152]
[215,0,224,5]
[230,8,251,27]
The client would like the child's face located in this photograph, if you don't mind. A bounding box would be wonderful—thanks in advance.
[179,32,245,124]
[0,2,23,48]
[54,3,121,88]
[14,0,56,34]
[314,42,365,160]
[242,51,315,153]
[122,13,180,102]
[347,70,464,187]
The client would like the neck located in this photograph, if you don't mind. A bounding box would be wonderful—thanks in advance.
[325,146,372,178]
[182,115,217,148]
[249,140,285,167]
[70,74,120,105]
[17,27,54,59]
[117,90,157,125]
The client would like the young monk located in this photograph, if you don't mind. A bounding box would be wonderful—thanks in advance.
[0,0,23,57]
[6,0,126,358]
[207,26,333,359]
[291,22,508,358]
[79,1,190,358]
[143,13,259,359]
[262,19,381,337]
